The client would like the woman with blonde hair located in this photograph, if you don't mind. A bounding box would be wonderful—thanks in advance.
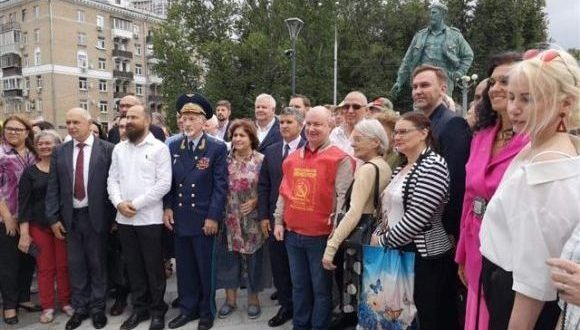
[479,49,580,330]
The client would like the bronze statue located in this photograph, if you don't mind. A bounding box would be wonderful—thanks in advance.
[390,2,474,97]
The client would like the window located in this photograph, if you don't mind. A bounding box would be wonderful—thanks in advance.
[21,9,26,21]
[36,75,43,89]
[77,51,88,68]
[135,64,142,75]
[34,29,39,43]
[96,37,105,49]
[25,101,32,112]
[24,77,30,90]
[133,25,140,35]
[99,101,108,113]
[3,77,22,90]
[77,32,86,46]
[79,77,88,90]
[23,55,29,67]
[98,80,107,92]
[77,10,85,23]
[112,17,132,31]
[21,32,27,44]
[96,15,104,29]
[136,84,143,96]
[98,58,106,70]
[135,43,141,56]
[36,99,42,112]
[34,48,41,65]
[80,100,88,110]
[34,6,39,18]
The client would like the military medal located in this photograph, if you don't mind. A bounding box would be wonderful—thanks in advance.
[196,157,210,170]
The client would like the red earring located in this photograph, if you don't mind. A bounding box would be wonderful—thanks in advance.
[556,113,567,133]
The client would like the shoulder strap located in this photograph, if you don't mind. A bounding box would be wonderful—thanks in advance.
[342,161,380,213]
[530,150,573,163]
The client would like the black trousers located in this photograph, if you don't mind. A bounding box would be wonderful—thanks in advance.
[414,251,458,330]
[481,257,560,330]
[268,234,293,310]
[0,223,38,310]
[118,224,167,317]
[107,229,129,302]
[68,208,108,314]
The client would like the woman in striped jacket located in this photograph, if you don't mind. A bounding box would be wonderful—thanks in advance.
[371,111,455,329]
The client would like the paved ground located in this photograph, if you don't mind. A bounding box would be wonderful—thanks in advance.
[1,274,292,330]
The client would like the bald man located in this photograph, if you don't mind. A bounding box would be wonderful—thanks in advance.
[108,95,166,144]
[330,91,370,156]
[46,108,116,330]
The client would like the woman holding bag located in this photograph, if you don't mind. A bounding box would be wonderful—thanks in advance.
[322,119,391,327]
[371,111,454,330]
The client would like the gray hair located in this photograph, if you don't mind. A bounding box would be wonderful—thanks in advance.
[255,93,276,110]
[279,107,304,124]
[34,129,62,145]
[354,119,390,155]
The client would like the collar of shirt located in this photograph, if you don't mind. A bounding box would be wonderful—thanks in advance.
[187,133,203,151]
[131,132,156,148]
[427,24,447,36]
[284,135,302,154]
[256,117,276,134]
[305,139,331,155]
[428,102,448,120]
[218,120,229,129]
[524,137,580,185]
[74,133,94,148]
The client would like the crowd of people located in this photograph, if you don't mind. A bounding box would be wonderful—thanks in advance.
[0,48,579,330]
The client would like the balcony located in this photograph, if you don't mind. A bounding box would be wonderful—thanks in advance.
[3,89,23,98]
[114,91,129,99]
[112,48,133,59]
[113,70,134,80]
[0,22,20,33]
[112,28,133,40]
[0,43,21,55]
[146,35,153,44]
[148,95,162,103]
[1,53,21,69]
[147,57,159,65]
[3,67,22,76]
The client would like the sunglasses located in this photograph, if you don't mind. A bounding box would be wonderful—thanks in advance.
[341,103,364,111]
[524,49,577,86]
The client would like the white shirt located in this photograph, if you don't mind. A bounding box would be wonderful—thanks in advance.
[256,117,276,143]
[72,134,94,208]
[480,143,580,301]
[283,135,302,157]
[107,132,172,226]
[329,125,354,157]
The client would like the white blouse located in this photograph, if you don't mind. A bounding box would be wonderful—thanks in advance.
[381,170,406,230]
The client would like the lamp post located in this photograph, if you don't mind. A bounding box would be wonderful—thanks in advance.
[456,74,479,116]
[285,17,304,95]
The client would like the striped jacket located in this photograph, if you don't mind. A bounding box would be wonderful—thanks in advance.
[379,148,453,257]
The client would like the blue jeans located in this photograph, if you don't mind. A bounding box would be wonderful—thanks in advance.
[285,231,332,330]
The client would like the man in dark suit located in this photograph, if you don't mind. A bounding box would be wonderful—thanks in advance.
[411,64,471,330]
[163,94,228,330]
[46,108,115,330]
[255,93,282,153]
[258,107,306,327]
[215,100,232,142]
[108,95,166,144]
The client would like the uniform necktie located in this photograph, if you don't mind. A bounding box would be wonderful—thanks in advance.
[283,144,290,160]
[189,140,194,152]
[74,143,86,200]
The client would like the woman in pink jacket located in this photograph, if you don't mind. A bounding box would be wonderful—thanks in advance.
[455,52,528,330]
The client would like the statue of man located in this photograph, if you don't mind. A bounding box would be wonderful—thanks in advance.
[390,1,474,97]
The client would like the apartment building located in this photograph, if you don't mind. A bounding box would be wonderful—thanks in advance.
[0,0,164,131]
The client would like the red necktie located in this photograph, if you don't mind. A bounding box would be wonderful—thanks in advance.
[74,143,86,200]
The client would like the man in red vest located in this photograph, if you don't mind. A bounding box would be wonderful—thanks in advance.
[274,106,354,330]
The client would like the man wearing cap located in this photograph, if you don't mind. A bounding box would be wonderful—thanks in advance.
[329,91,369,156]
[163,94,228,330]
[390,1,473,97]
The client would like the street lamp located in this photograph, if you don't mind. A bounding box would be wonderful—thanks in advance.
[456,74,479,116]
[285,17,304,95]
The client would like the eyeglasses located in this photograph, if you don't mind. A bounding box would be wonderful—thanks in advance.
[4,127,27,134]
[524,49,577,86]
[341,103,363,111]
[393,128,419,136]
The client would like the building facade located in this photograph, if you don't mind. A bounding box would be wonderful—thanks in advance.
[0,0,164,131]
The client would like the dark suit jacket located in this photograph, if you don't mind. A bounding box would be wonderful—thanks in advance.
[257,138,306,224]
[108,124,166,144]
[257,118,282,153]
[164,134,228,237]
[46,137,116,234]
[221,120,232,142]
[429,103,471,239]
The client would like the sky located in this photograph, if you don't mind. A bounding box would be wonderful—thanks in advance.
[545,0,580,49]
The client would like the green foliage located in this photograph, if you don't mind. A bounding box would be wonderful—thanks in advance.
[153,0,549,128]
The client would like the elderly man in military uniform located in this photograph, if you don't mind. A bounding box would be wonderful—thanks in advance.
[391,1,473,96]
[163,94,228,330]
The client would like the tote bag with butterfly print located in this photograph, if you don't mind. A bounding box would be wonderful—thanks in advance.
[358,245,417,330]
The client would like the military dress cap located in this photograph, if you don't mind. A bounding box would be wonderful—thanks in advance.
[430,1,448,12]
[175,93,213,119]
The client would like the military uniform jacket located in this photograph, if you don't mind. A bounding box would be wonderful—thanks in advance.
[164,133,228,237]
[396,24,474,86]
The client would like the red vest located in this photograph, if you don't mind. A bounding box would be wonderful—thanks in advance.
[279,144,351,236]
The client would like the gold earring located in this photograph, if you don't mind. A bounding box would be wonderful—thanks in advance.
[556,113,567,133]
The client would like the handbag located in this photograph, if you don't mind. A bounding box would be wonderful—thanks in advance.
[358,245,417,330]
[338,162,381,248]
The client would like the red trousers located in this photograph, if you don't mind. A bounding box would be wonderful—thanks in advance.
[30,224,71,310]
